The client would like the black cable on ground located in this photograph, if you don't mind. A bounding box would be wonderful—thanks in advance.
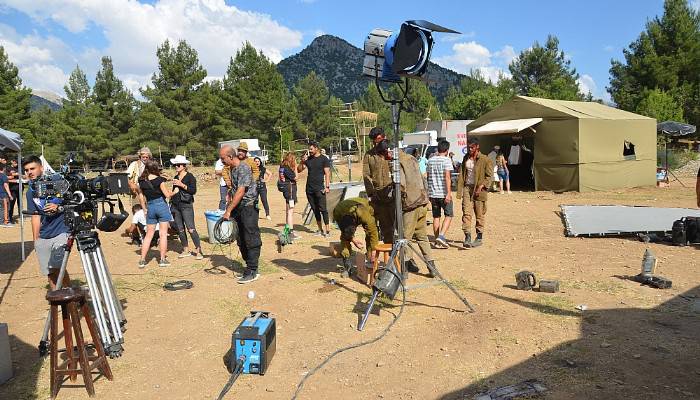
[217,357,245,400]
[290,268,406,400]
[163,280,193,291]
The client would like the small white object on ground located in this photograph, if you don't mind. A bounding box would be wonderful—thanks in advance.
[247,291,255,299]
[575,304,588,311]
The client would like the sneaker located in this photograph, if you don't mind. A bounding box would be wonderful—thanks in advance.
[266,215,272,221]
[159,258,171,267]
[314,230,324,237]
[178,252,192,259]
[237,272,260,284]
[195,252,204,260]
[323,231,331,238]
[435,236,449,248]
[138,259,147,269]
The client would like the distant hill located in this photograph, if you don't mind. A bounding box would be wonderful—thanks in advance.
[277,35,466,103]
[30,90,63,112]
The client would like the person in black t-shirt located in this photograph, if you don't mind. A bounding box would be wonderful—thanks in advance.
[138,161,174,268]
[297,141,331,236]
[254,157,272,220]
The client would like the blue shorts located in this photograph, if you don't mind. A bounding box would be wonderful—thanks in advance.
[497,170,509,181]
[146,198,173,224]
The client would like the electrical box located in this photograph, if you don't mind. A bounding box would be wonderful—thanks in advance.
[231,311,276,375]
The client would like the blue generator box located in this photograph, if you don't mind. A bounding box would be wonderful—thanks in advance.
[232,311,276,375]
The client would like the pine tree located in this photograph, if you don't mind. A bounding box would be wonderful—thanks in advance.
[444,71,515,120]
[292,71,335,140]
[220,42,289,147]
[136,40,215,160]
[54,66,112,161]
[92,57,137,154]
[0,46,32,136]
[509,35,583,101]
[609,0,700,126]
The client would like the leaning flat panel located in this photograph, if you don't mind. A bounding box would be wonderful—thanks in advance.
[560,205,700,237]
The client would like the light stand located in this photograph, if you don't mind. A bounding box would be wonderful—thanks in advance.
[357,73,474,331]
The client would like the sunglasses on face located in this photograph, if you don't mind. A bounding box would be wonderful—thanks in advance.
[175,164,185,167]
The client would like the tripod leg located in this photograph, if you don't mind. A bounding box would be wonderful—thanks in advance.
[96,246,125,324]
[90,251,122,341]
[79,250,112,349]
[358,290,380,332]
[405,242,475,313]
[39,243,72,356]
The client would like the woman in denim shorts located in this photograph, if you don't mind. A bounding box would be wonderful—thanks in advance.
[138,160,174,267]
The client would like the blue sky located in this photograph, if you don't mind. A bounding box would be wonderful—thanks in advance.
[0,0,694,102]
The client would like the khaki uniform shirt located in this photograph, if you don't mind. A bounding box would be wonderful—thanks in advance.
[362,147,392,201]
[457,152,493,201]
[332,197,379,255]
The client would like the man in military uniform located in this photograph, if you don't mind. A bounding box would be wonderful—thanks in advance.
[362,127,395,243]
[332,197,379,277]
[456,137,493,248]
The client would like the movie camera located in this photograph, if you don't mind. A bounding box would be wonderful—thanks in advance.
[30,171,130,233]
[32,168,131,357]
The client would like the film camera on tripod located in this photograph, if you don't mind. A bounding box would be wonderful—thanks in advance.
[31,168,132,357]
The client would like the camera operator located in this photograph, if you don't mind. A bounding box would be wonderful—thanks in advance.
[23,156,70,289]
[220,144,262,284]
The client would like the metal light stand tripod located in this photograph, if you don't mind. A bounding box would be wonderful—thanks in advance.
[358,77,475,331]
[38,230,126,357]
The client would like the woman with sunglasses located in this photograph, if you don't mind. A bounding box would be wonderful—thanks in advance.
[254,157,272,220]
[169,155,203,260]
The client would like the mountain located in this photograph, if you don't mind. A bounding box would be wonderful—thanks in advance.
[30,90,63,112]
[277,35,465,103]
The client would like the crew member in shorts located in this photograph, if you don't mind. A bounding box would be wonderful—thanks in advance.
[24,155,71,288]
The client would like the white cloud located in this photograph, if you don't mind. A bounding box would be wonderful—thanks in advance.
[0,23,72,94]
[433,41,514,82]
[2,0,303,93]
[577,74,596,95]
[692,0,700,11]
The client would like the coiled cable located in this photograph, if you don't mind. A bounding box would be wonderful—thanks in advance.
[213,217,238,244]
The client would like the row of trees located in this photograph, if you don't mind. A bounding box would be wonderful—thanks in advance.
[0,0,696,164]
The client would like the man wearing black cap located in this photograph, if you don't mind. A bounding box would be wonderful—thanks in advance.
[332,197,379,277]
[362,127,395,243]
[456,137,493,248]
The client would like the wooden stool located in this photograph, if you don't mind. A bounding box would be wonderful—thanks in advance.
[47,288,113,399]
[369,243,402,286]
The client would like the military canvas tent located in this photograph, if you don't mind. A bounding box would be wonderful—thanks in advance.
[467,96,656,192]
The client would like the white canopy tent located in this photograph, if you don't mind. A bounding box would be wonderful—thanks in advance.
[0,127,26,260]
[469,117,542,136]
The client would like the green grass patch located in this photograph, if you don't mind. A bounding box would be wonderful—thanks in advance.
[534,295,577,317]
[215,298,247,325]
[564,280,625,294]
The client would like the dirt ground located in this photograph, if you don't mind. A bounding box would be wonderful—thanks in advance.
[1,165,699,400]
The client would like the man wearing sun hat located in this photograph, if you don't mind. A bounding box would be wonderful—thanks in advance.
[222,142,259,195]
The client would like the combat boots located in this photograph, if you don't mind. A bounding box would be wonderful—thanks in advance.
[463,232,472,248]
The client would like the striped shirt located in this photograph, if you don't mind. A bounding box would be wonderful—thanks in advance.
[427,155,454,198]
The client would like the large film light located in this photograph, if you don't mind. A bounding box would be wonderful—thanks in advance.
[363,20,459,82]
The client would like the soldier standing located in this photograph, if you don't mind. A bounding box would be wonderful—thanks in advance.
[362,127,395,243]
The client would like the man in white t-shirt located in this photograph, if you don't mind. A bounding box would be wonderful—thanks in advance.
[426,140,454,249]
[215,158,229,210]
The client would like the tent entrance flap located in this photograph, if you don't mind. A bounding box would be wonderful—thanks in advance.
[469,118,543,136]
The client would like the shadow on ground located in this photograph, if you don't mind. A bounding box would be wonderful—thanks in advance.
[0,241,34,306]
[0,335,44,399]
[439,286,700,399]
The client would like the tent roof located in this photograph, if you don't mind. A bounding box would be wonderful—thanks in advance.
[470,118,542,136]
[0,127,23,151]
[468,96,653,131]
[520,96,653,120]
